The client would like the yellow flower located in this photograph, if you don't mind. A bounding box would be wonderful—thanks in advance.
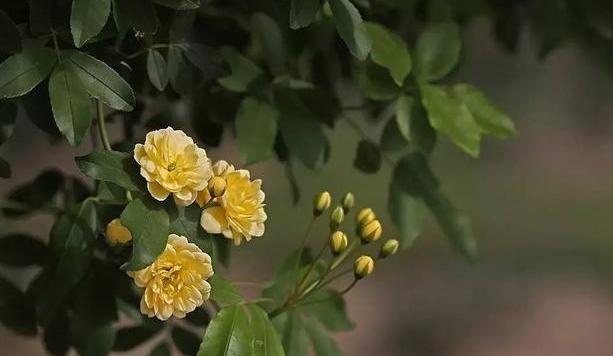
[105,218,132,245]
[196,160,235,207]
[134,127,212,206]
[128,234,214,321]
[200,169,267,245]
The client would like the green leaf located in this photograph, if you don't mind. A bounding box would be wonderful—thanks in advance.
[218,47,263,92]
[236,97,279,165]
[172,326,201,356]
[113,325,164,351]
[49,63,94,146]
[0,100,17,145]
[302,290,354,331]
[150,342,171,356]
[112,0,158,35]
[450,83,516,138]
[209,275,243,307]
[71,266,118,356]
[276,89,328,170]
[147,49,168,91]
[414,21,461,82]
[380,117,407,153]
[328,0,372,60]
[274,311,309,356]
[388,176,426,250]
[0,156,9,178]
[153,0,200,10]
[197,305,251,356]
[2,169,64,217]
[249,304,286,356]
[354,139,381,174]
[75,150,145,192]
[71,0,112,48]
[0,234,48,267]
[169,204,213,254]
[0,48,57,99]
[394,153,477,259]
[97,181,128,204]
[0,10,22,54]
[38,199,98,325]
[290,0,320,29]
[420,83,481,157]
[395,94,413,142]
[252,13,287,75]
[63,50,135,111]
[365,22,411,86]
[357,60,401,101]
[0,276,37,336]
[120,198,170,271]
[44,310,71,355]
[305,319,342,356]
[167,46,195,95]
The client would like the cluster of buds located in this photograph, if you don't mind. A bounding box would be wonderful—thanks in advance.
[310,191,400,283]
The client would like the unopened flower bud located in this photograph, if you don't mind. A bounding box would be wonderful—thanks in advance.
[207,176,227,197]
[380,239,399,258]
[329,205,345,230]
[353,255,374,279]
[329,231,348,256]
[341,192,354,213]
[356,208,376,226]
[360,219,382,243]
[313,191,332,217]
[105,218,132,245]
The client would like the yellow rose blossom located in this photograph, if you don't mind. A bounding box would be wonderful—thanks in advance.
[200,169,267,245]
[196,160,235,207]
[134,127,212,206]
[128,234,213,321]
[105,218,132,245]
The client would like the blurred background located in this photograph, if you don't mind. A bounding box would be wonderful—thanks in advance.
[3,19,613,356]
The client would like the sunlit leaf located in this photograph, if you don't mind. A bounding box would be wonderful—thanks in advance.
[420,83,481,157]
[365,22,411,86]
[197,305,251,356]
[209,275,243,307]
[414,21,461,82]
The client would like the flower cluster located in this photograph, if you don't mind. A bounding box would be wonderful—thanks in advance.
[134,127,267,245]
[107,127,268,320]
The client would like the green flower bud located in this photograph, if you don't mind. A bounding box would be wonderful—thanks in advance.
[341,192,355,213]
[353,255,375,279]
[329,231,348,256]
[356,208,376,226]
[313,191,332,217]
[360,219,382,243]
[329,205,345,230]
[207,176,227,198]
[380,239,399,258]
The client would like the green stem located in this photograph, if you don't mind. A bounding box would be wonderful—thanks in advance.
[293,243,327,299]
[291,217,316,290]
[96,100,112,151]
[339,279,358,295]
[50,29,63,64]
[330,239,359,271]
